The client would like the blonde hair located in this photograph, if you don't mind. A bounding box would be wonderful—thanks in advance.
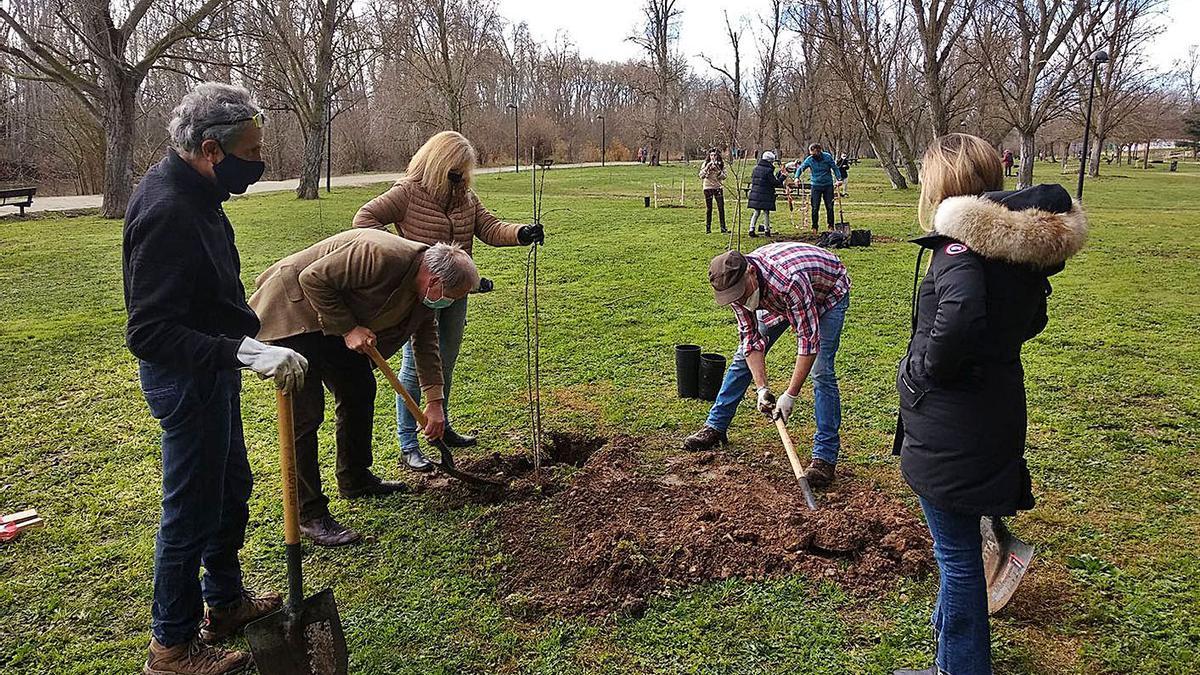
[405,131,477,206]
[918,133,1004,231]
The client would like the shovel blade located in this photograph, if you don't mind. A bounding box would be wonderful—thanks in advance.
[980,516,1034,615]
[246,589,348,675]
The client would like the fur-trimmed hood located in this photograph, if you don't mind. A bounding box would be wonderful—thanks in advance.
[932,185,1088,269]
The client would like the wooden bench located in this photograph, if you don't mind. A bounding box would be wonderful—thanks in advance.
[0,187,36,216]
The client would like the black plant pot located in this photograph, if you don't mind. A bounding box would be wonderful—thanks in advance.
[675,344,701,399]
[698,353,727,401]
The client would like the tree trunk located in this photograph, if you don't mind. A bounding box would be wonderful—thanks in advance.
[1016,131,1036,189]
[100,80,138,219]
[296,118,326,200]
[1143,137,1150,169]
[866,126,907,189]
[1088,134,1104,177]
[893,126,921,184]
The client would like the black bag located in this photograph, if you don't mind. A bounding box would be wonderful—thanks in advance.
[849,229,872,247]
[818,231,849,249]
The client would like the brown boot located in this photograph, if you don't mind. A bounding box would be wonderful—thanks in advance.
[198,589,283,644]
[682,425,728,452]
[806,458,836,488]
[143,637,252,675]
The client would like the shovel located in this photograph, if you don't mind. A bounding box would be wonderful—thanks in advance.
[245,389,349,675]
[834,191,850,235]
[980,516,1034,614]
[771,416,819,511]
[364,345,505,488]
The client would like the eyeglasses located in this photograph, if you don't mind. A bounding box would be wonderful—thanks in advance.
[201,111,266,133]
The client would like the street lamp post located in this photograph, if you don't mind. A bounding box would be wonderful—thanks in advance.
[506,102,519,173]
[596,114,606,167]
[1077,50,1109,200]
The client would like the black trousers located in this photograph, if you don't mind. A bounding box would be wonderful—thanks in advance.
[811,184,835,230]
[273,332,378,521]
[704,188,726,230]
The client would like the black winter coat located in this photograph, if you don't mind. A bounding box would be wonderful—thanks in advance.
[894,184,1087,516]
[123,151,260,372]
[747,159,786,211]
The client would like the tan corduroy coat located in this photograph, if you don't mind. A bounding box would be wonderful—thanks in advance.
[352,178,523,254]
[249,229,444,400]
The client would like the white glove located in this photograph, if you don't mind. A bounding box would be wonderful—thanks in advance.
[774,392,796,422]
[755,387,776,415]
[237,337,308,393]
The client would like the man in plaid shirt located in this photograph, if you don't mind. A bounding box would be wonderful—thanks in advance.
[683,242,851,486]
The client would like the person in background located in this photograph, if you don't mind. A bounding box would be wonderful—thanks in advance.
[836,152,851,196]
[250,233,478,546]
[682,243,851,488]
[699,148,728,234]
[892,134,1087,675]
[1002,148,1014,177]
[794,142,843,231]
[747,150,786,237]
[124,82,308,675]
[353,131,543,473]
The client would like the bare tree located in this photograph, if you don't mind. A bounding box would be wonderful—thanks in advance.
[974,0,1109,188]
[249,0,374,199]
[629,0,683,165]
[700,11,744,153]
[754,0,785,149]
[908,0,977,136]
[806,0,911,188]
[1078,0,1165,176]
[0,0,229,217]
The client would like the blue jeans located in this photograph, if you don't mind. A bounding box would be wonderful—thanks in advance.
[704,293,848,464]
[398,296,468,449]
[920,496,992,675]
[139,362,251,647]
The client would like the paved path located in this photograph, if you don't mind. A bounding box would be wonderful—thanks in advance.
[27,161,637,213]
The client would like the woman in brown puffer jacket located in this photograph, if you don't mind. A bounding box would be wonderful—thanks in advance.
[698,148,727,234]
[353,130,543,472]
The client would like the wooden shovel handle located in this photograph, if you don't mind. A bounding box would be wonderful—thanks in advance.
[775,417,819,511]
[364,345,427,426]
[276,389,301,546]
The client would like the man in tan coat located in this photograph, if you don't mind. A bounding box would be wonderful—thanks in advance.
[250,229,479,546]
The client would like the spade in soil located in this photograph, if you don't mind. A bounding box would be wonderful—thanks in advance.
[981,516,1034,615]
[245,389,348,675]
[365,345,505,488]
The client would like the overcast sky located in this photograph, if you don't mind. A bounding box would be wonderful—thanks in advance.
[496,0,1197,73]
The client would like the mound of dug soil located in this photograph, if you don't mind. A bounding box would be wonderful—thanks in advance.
[430,436,933,617]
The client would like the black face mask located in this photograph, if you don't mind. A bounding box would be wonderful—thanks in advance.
[214,146,266,195]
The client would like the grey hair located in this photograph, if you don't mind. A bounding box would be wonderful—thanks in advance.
[425,242,480,292]
[168,82,263,153]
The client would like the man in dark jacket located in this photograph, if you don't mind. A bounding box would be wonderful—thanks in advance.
[747,151,786,237]
[124,82,307,675]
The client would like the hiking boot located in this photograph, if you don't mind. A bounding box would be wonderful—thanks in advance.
[806,458,836,488]
[720,227,729,233]
[748,230,758,238]
[401,447,434,473]
[339,474,409,499]
[198,589,282,644]
[442,427,477,448]
[682,426,728,452]
[144,637,251,675]
[299,514,361,547]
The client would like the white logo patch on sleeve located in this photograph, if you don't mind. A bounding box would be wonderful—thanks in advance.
[945,243,969,256]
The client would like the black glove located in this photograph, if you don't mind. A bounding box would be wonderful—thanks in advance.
[518,224,545,245]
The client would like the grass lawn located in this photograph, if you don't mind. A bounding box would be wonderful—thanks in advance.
[1,157,1198,674]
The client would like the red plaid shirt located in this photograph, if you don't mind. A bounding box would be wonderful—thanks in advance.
[732,243,850,355]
